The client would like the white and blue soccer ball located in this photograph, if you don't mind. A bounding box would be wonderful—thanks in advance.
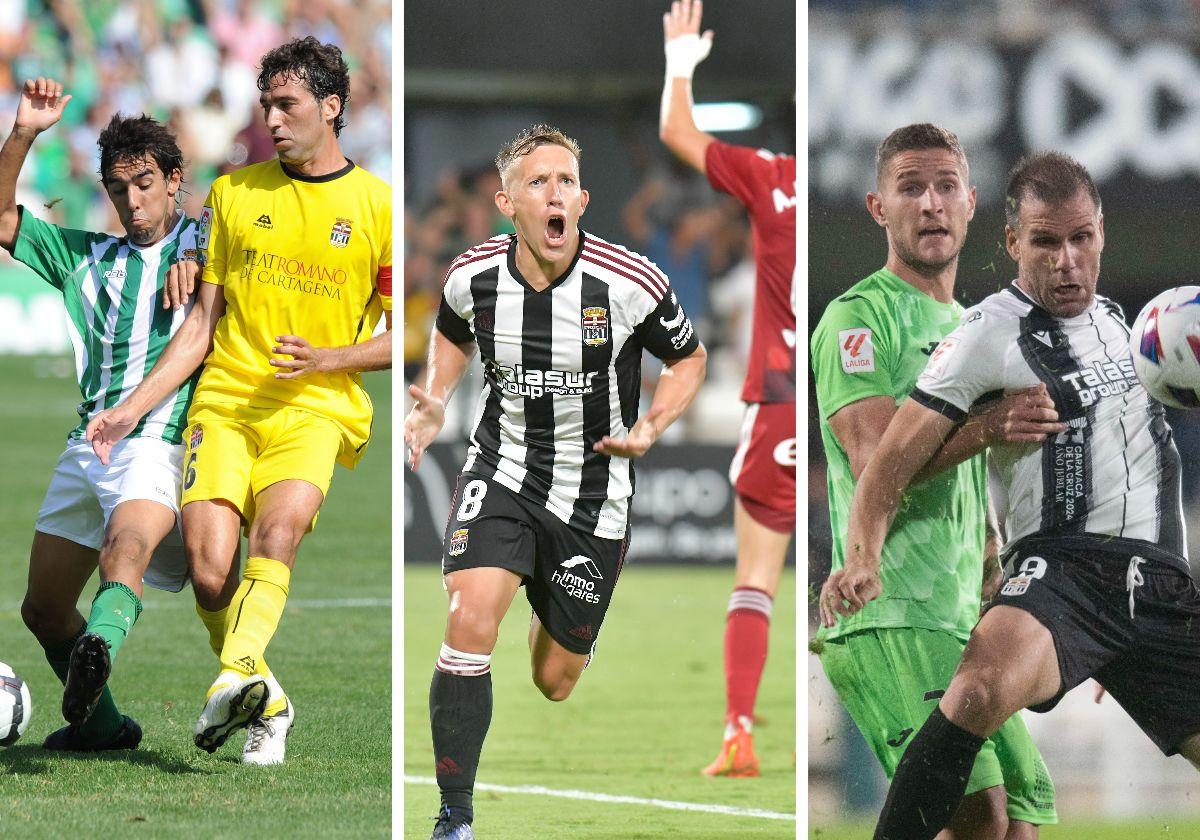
[1130,286,1200,409]
[0,661,32,746]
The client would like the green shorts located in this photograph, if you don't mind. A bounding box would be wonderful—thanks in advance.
[819,626,1057,825]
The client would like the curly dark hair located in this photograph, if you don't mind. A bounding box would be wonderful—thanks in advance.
[257,37,351,136]
[97,114,184,184]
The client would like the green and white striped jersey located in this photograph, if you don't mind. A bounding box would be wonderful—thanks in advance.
[12,207,199,445]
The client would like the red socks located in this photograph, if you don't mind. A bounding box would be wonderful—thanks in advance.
[723,587,772,725]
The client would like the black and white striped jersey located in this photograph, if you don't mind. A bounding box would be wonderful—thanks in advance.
[436,232,700,539]
[913,282,1188,571]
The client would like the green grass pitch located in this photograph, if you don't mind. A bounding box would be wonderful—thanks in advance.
[0,357,390,836]
[404,561,797,838]
[810,819,1200,838]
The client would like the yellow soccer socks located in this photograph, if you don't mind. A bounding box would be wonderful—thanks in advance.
[197,557,291,714]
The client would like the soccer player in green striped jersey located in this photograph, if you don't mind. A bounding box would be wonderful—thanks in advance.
[1,77,200,751]
[811,124,1062,836]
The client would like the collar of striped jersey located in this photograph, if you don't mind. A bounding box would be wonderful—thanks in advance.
[507,228,586,294]
[279,158,356,183]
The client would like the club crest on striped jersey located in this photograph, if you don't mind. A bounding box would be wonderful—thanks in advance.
[189,424,204,450]
[449,528,469,557]
[330,218,352,248]
[582,306,609,346]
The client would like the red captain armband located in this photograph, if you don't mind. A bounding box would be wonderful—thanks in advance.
[377,265,392,297]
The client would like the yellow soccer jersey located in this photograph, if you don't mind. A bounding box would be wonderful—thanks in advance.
[196,158,391,468]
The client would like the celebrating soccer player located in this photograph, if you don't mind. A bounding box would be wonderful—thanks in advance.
[2,78,202,751]
[657,0,796,777]
[828,150,1200,840]
[405,124,707,839]
[87,38,392,765]
[813,125,1062,835]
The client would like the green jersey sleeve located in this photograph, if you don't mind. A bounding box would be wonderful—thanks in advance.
[811,293,897,420]
[10,207,98,291]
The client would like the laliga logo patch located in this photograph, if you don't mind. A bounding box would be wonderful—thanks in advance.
[330,218,352,248]
[925,337,959,378]
[582,306,608,347]
[449,528,469,557]
[198,206,212,251]
[189,424,204,450]
[838,327,875,373]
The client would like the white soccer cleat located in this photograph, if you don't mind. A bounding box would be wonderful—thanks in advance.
[193,674,268,754]
[241,697,294,766]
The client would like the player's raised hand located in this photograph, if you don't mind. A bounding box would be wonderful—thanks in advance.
[983,383,1066,444]
[15,78,72,134]
[819,561,883,627]
[85,405,140,465]
[271,335,333,379]
[593,414,659,459]
[163,258,200,310]
[663,0,713,78]
[404,384,446,470]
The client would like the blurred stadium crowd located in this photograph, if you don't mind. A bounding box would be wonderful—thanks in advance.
[0,0,389,240]
[811,0,1200,38]
[404,150,762,440]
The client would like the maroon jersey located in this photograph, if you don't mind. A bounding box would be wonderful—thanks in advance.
[704,141,797,403]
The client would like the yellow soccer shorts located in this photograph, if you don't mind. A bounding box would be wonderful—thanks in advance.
[182,403,343,527]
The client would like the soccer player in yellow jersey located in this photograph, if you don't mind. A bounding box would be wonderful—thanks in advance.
[87,37,391,765]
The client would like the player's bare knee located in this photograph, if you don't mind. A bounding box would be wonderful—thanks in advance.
[533,669,577,702]
[99,528,151,570]
[943,671,1005,736]
[445,605,500,653]
[248,518,304,562]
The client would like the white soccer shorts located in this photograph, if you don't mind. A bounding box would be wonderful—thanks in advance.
[35,437,187,592]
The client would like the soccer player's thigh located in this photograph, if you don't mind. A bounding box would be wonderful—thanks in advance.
[441,474,533,652]
[96,438,185,592]
[1094,564,1200,763]
[23,444,105,639]
[524,514,627,698]
[730,401,795,595]
[181,413,256,604]
[818,627,1006,795]
[245,410,340,562]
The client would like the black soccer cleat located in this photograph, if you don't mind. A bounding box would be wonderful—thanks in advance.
[43,715,142,752]
[62,632,112,726]
[430,806,475,840]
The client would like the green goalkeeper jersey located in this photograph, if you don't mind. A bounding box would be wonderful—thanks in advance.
[11,207,199,445]
[811,267,986,643]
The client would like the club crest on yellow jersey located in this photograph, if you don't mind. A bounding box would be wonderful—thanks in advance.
[330,218,352,248]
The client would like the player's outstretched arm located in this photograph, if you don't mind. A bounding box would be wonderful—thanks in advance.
[818,398,956,627]
[595,343,707,459]
[87,280,225,464]
[0,77,72,251]
[404,326,475,470]
[272,309,394,379]
[913,383,1065,482]
[660,0,715,174]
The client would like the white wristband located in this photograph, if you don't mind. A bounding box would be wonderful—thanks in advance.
[664,34,711,79]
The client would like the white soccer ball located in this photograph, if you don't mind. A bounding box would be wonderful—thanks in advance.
[1130,286,1200,409]
[0,661,32,746]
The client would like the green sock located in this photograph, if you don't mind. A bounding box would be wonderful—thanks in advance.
[42,625,124,741]
[87,581,143,662]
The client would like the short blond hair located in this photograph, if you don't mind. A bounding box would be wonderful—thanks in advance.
[495,124,582,187]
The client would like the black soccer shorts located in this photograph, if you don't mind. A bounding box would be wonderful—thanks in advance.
[440,471,630,655]
[991,538,1200,755]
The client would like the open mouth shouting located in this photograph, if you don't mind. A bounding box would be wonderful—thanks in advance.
[545,213,567,248]
[918,225,949,241]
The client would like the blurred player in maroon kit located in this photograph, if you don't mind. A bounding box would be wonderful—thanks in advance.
[659,0,796,776]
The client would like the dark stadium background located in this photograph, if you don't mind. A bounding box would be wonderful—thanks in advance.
[810,2,1200,835]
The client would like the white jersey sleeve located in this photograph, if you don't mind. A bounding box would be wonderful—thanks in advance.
[911,307,1008,422]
